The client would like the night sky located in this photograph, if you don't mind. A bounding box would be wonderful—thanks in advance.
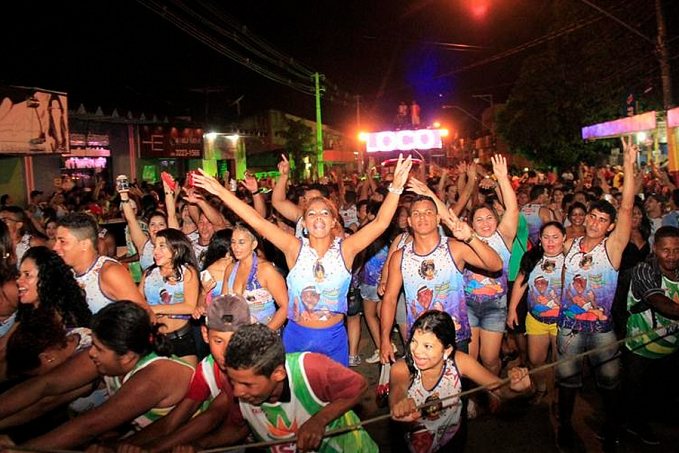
[1,0,677,134]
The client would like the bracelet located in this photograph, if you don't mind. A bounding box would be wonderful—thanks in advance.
[464,235,475,244]
[387,184,404,195]
[251,188,261,195]
[120,199,129,204]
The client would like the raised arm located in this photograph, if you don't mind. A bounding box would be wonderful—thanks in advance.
[493,154,519,244]
[184,189,228,231]
[193,169,301,261]
[272,155,304,222]
[121,192,150,253]
[164,180,180,230]
[607,136,638,268]
[451,162,477,217]
[241,173,267,218]
[406,177,448,218]
[342,155,412,266]
[443,211,501,272]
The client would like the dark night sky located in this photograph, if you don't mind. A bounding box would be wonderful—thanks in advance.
[1,0,677,134]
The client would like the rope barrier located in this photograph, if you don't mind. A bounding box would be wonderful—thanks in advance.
[3,320,678,453]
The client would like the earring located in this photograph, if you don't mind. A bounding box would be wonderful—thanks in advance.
[303,228,308,236]
[443,353,449,361]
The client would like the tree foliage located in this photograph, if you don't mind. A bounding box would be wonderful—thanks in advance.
[280,118,314,181]
[496,0,664,168]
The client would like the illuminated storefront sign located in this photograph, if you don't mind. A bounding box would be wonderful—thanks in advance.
[362,129,447,152]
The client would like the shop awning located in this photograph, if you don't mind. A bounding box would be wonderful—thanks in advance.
[582,111,657,140]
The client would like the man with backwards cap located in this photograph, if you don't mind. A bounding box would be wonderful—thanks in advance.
[124,294,253,451]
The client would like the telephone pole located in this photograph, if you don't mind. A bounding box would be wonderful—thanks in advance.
[314,73,325,180]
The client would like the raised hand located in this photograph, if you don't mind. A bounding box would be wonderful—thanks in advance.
[278,154,290,177]
[466,162,478,180]
[479,178,496,190]
[406,177,433,196]
[391,154,413,189]
[491,154,508,179]
[192,169,227,197]
[241,172,258,193]
[621,135,638,166]
[455,161,468,176]
[182,187,205,205]
[443,209,474,242]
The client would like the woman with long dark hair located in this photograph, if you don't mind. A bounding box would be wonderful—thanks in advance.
[507,221,566,404]
[197,228,233,309]
[390,311,530,452]
[0,301,194,448]
[0,206,45,264]
[223,224,288,330]
[140,228,200,365]
[17,246,92,328]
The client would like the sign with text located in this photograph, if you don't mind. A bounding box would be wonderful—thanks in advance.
[0,86,69,154]
[363,129,445,152]
[140,125,204,158]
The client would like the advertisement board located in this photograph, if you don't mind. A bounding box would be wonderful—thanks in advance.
[0,86,69,154]
[139,125,204,158]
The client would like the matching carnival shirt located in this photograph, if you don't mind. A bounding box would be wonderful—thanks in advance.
[527,254,565,324]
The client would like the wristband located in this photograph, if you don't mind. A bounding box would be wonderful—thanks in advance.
[388,184,404,195]
[464,235,475,245]
[120,199,129,204]
[251,188,261,195]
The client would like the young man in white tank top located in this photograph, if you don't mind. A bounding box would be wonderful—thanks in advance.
[54,213,148,314]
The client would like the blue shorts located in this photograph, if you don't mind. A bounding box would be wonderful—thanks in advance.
[555,328,620,390]
[466,295,507,333]
[359,283,380,302]
[282,319,349,367]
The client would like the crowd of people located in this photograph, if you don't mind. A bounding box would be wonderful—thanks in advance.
[0,139,678,452]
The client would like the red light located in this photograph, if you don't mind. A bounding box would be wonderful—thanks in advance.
[467,0,489,19]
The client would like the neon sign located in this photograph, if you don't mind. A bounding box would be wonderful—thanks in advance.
[363,129,446,152]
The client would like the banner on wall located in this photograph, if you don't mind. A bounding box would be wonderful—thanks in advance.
[0,86,69,154]
[139,125,204,158]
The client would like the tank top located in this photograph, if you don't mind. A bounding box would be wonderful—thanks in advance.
[144,265,189,307]
[401,235,470,343]
[227,253,277,324]
[286,237,350,322]
[463,231,510,303]
[520,203,543,247]
[104,353,194,431]
[238,352,378,453]
[0,311,17,339]
[526,254,564,324]
[626,273,679,359]
[16,233,31,264]
[139,240,155,271]
[559,237,618,332]
[361,244,389,286]
[75,256,118,314]
[405,357,463,453]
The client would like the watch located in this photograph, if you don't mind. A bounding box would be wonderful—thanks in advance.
[388,184,404,195]
[464,235,475,245]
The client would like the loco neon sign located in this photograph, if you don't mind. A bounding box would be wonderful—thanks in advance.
[363,129,446,152]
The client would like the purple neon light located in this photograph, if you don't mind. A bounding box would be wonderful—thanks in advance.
[581,111,656,140]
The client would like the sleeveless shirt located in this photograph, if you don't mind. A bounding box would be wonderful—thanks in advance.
[238,352,378,453]
[103,353,194,431]
[286,237,350,322]
[139,239,155,271]
[559,237,618,332]
[401,235,470,342]
[520,203,544,247]
[463,231,510,303]
[75,256,118,314]
[144,265,189,307]
[526,254,564,324]
[227,253,277,324]
[405,357,463,453]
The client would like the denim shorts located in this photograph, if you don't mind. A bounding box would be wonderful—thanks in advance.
[466,295,507,333]
[555,328,620,390]
[359,283,380,302]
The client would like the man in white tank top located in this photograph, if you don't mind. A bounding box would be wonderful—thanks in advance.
[54,213,148,314]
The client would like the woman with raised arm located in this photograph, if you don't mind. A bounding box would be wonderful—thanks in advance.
[193,155,412,366]
[120,183,169,272]
[460,154,519,376]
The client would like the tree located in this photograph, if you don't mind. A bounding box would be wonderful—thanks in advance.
[280,118,314,182]
[496,0,664,168]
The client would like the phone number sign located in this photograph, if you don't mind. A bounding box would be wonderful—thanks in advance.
[140,125,204,159]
